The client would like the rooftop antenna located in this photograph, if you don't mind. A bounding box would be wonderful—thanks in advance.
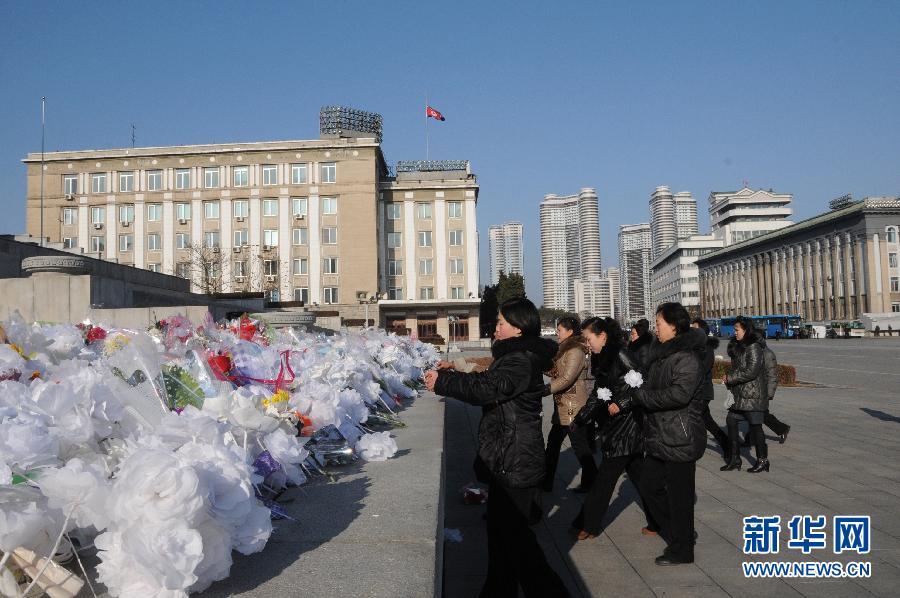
[131,123,136,148]
[742,179,750,189]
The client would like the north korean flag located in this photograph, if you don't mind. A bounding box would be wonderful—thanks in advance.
[426,106,445,121]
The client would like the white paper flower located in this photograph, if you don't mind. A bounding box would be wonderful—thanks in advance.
[624,369,644,388]
[596,387,613,402]
[355,431,398,461]
[39,457,110,530]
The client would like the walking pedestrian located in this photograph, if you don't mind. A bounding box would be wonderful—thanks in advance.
[570,317,659,540]
[628,318,653,370]
[691,318,729,461]
[741,336,790,445]
[611,302,707,565]
[721,317,770,473]
[542,316,596,492]
[424,298,569,597]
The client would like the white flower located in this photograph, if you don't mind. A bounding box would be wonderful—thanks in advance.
[39,457,110,530]
[355,431,398,461]
[596,387,613,402]
[624,369,644,388]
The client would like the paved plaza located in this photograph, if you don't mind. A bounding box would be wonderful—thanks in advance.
[443,338,900,597]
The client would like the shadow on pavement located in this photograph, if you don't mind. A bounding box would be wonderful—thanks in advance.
[860,407,900,423]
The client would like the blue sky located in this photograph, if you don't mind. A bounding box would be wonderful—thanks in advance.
[1,0,898,302]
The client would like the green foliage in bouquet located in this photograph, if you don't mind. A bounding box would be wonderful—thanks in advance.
[160,364,205,410]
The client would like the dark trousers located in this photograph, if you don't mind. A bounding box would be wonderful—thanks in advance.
[763,411,790,435]
[702,401,729,453]
[727,411,767,459]
[573,453,659,535]
[544,422,597,490]
[481,483,569,598]
[639,456,696,560]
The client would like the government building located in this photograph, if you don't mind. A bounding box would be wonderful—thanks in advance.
[22,107,481,342]
[697,196,900,322]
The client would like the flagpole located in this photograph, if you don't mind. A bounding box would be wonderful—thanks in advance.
[425,92,429,161]
[40,96,45,248]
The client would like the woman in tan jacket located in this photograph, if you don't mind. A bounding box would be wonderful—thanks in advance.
[542,316,596,493]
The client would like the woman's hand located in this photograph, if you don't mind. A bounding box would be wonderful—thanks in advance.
[608,403,620,416]
[424,370,439,392]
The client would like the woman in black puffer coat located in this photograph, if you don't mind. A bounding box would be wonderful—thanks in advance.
[722,316,770,473]
[570,317,659,540]
[426,298,569,598]
[613,302,707,566]
[628,318,654,371]
[692,319,729,461]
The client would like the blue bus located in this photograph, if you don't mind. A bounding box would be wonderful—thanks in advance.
[718,315,802,339]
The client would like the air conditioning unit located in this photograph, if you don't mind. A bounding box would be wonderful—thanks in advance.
[178,218,188,225]
[236,216,245,222]
[212,247,220,253]
[64,193,75,201]
[232,246,241,253]
[265,275,276,282]
[235,276,245,283]
[262,245,273,252]
[121,221,130,227]
[294,214,305,220]
[93,223,103,230]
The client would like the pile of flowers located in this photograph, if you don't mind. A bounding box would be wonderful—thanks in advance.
[0,312,438,597]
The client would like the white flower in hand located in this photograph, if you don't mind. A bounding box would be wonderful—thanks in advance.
[624,369,643,388]
[596,387,613,402]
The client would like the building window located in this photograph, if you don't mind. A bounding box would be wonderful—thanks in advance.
[147,203,162,221]
[451,287,464,299]
[175,262,191,278]
[119,204,134,224]
[233,261,247,278]
[294,287,309,303]
[204,201,220,219]
[323,257,338,274]
[322,227,337,244]
[264,260,279,276]
[387,203,401,220]
[119,234,133,252]
[320,162,336,183]
[91,206,105,224]
[233,229,248,246]
[63,174,78,195]
[63,237,76,249]
[204,231,220,248]
[147,233,161,251]
[416,203,432,219]
[291,163,308,184]
[262,165,277,186]
[119,171,134,192]
[63,207,77,225]
[263,229,278,247]
[233,166,248,187]
[387,232,402,248]
[449,230,463,246]
[388,260,403,276]
[890,252,898,268]
[419,259,433,275]
[147,170,163,191]
[175,169,190,189]
[147,263,161,273]
[91,173,107,194]
[885,227,898,243]
[292,197,307,217]
[388,288,403,300]
[176,233,190,249]
[323,287,339,304]
[204,167,219,188]
[420,287,434,300]
[292,227,308,245]
[90,236,105,252]
[322,197,337,215]
[263,199,278,216]
[176,203,191,221]
[233,200,248,218]
[448,201,462,218]
[418,231,432,247]
[891,277,900,292]
[293,258,308,275]
[450,258,464,274]
[892,302,900,313]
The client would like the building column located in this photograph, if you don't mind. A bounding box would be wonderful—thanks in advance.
[134,195,145,269]
[464,197,479,297]
[842,234,853,318]
[403,199,416,300]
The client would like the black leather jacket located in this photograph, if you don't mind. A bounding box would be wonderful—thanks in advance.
[726,334,769,412]
[434,335,557,488]
[616,328,707,463]
[699,336,720,402]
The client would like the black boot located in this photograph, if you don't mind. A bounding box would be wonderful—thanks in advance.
[747,458,770,473]
[720,442,742,471]
[778,425,791,444]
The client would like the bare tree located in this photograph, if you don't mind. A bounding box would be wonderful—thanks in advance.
[187,242,228,294]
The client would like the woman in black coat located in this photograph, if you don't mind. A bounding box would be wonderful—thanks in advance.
[628,318,653,371]
[722,316,770,473]
[425,298,569,598]
[692,318,729,461]
[569,317,659,540]
[613,302,707,566]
